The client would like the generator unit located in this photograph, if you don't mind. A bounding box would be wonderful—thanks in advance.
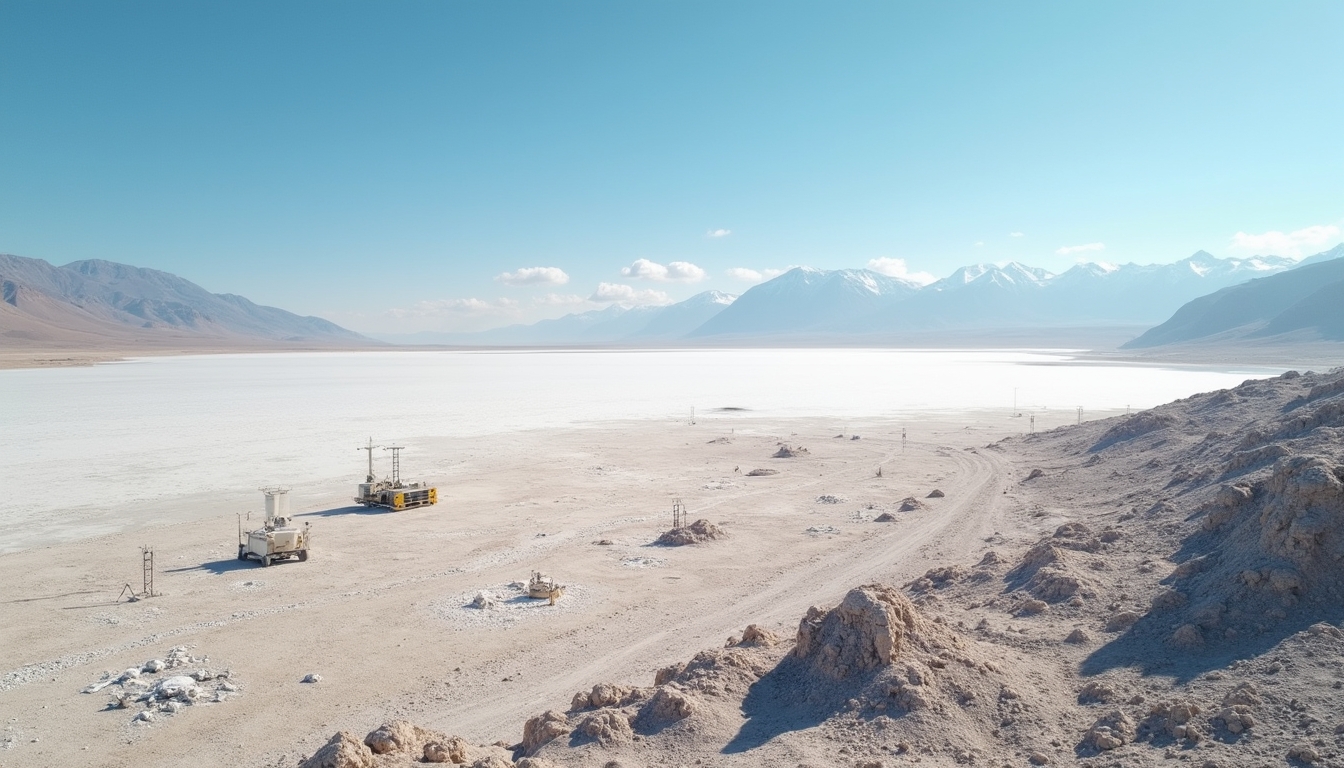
[238,488,311,567]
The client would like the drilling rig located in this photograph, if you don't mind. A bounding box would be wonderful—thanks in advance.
[354,438,438,511]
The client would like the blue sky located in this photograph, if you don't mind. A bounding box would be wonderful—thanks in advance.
[2,1,1341,333]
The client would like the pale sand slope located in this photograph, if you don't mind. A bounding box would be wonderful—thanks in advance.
[298,369,1344,768]
[0,411,1096,768]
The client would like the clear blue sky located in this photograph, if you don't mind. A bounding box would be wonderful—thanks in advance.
[2,1,1341,333]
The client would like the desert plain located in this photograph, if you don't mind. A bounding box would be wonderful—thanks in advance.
[5,367,1344,768]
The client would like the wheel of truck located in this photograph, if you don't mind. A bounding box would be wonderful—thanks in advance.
[298,549,308,562]
[237,546,246,561]
[260,554,271,568]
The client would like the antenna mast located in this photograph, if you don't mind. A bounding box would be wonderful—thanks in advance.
[384,445,405,487]
[358,437,380,482]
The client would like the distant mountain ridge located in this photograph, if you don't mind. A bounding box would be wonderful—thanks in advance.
[395,249,1333,347]
[388,290,739,346]
[696,251,1315,338]
[1123,244,1344,347]
[0,253,366,345]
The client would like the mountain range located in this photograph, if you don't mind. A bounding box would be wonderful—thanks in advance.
[1125,246,1344,347]
[0,254,366,346]
[414,248,1338,345]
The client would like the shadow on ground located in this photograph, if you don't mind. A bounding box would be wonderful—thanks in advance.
[298,505,388,517]
[722,655,864,754]
[164,558,281,575]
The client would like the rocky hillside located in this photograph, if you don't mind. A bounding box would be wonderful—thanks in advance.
[297,367,1344,767]
[0,253,366,345]
[1126,247,1344,347]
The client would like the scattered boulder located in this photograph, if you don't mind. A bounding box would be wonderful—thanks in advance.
[302,673,322,684]
[1025,468,1045,481]
[816,494,846,504]
[641,686,695,724]
[151,675,201,701]
[745,468,778,477]
[570,683,644,712]
[470,592,497,610]
[1077,681,1116,704]
[365,720,439,756]
[300,732,373,768]
[522,711,571,754]
[1081,710,1135,751]
[926,489,945,498]
[1289,744,1322,763]
[656,519,724,546]
[907,565,965,592]
[794,584,929,679]
[1142,700,1203,743]
[1215,705,1256,734]
[577,710,633,745]
[740,624,779,647]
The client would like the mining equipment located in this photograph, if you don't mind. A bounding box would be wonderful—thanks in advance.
[354,438,438,511]
[238,488,311,567]
[528,571,565,604]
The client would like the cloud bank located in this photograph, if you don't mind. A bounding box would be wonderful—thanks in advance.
[865,257,936,285]
[589,282,672,305]
[495,266,570,286]
[725,267,785,283]
[1230,224,1341,259]
[387,297,519,318]
[620,258,707,282]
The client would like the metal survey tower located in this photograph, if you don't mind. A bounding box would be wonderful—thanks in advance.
[384,445,405,488]
[358,437,380,482]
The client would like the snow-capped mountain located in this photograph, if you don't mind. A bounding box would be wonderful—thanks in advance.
[689,268,922,337]
[385,247,1339,346]
[691,250,1330,337]
[1125,244,1344,347]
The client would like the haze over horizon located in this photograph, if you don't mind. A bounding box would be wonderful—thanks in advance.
[2,2,1341,335]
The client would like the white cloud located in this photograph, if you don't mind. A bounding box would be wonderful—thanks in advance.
[707,228,732,238]
[532,293,586,307]
[1230,224,1341,259]
[974,241,985,247]
[495,266,570,286]
[1055,242,1106,256]
[619,258,706,282]
[866,257,936,285]
[589,282,673,305]
[387,297,518,318]
[725,267,787,283]
[1009,232,1025,238]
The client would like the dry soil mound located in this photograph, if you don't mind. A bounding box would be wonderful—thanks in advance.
[655,519,724,546]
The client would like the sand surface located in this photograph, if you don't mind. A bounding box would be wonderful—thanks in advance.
[0,412,1076,767]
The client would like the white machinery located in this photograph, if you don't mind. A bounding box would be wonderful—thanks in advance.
[237,487,311,567]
